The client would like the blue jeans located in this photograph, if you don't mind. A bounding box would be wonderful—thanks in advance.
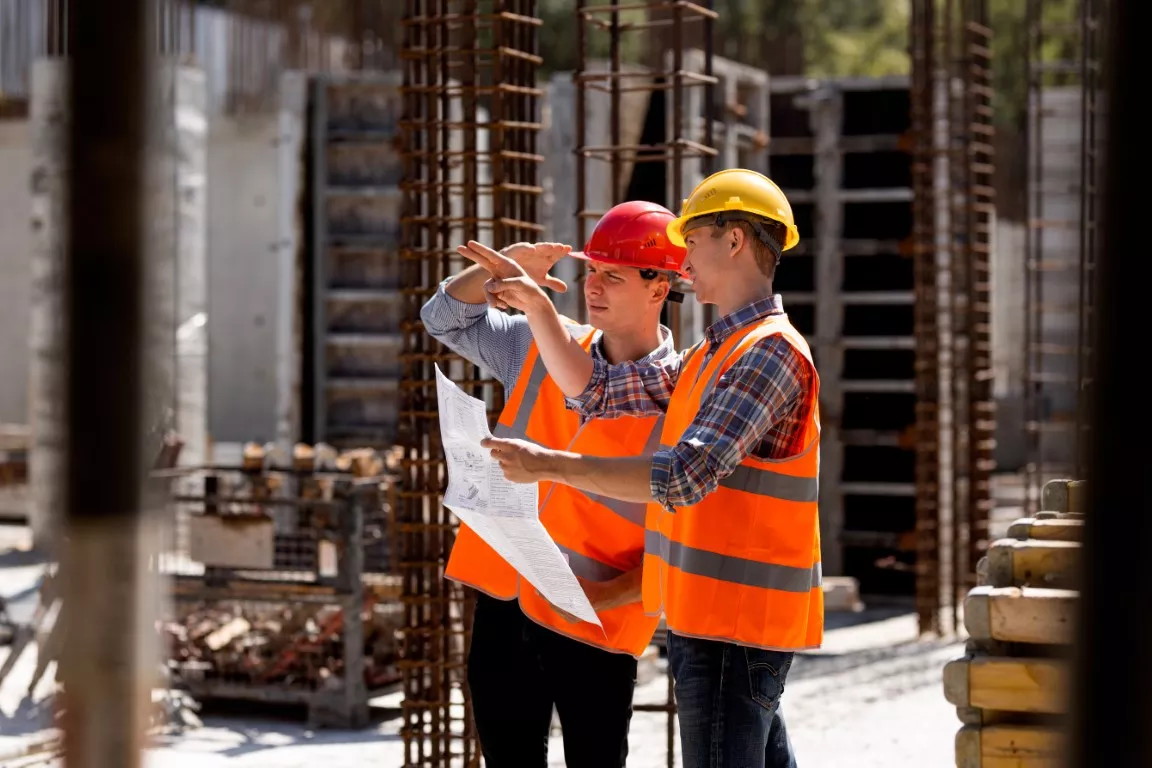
[667,631,797,768]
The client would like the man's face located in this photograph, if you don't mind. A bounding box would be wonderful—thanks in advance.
[681,225,728,305]
[582,262,662,330]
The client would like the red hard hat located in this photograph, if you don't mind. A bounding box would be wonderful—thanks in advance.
[570,201,689,278]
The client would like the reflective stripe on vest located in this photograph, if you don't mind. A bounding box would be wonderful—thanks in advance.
[644,529,822,592]
[446,327,664,656]
[641,314,824,651]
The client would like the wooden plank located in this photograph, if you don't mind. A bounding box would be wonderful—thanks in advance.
[944,656,1069,714]
[955,725,1065,768]
[985,538,1080,588]
[964,586,1078,644]
[1006,517,1083,542]
[1040,479,1071,513]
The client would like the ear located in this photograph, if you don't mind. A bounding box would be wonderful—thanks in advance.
[650,276,671,304]
[728,225,745,255]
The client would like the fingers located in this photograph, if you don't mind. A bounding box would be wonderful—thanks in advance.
[456,243,496,270]
[479,437,511,451]
[542,242,572,262]
[467,240,515,267]
[542,275,568,293]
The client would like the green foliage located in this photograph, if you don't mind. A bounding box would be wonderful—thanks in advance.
[797,0,910,77]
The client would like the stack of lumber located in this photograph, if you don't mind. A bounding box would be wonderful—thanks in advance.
[944,478,1084,768]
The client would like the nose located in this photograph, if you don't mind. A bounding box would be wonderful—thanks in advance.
[584,272,603,296]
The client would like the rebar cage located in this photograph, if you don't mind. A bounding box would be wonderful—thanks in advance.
[398,2,542,765]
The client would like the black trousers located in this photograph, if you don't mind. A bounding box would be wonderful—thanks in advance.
[467,592,639,767]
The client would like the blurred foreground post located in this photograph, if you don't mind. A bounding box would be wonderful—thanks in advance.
[60,2,154,767]
[1070,1,1152,767]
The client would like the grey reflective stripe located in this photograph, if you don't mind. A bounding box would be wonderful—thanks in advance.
[579,491,646,526]
[645,530,821,593]
[493,423,520,439]
[557,543,625,583]
[718,465,819,502]
[642,415,665,456]
[509,354,550,437]
[492,422,542,447]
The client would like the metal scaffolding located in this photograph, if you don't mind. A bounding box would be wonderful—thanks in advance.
[909,0,994,635]
[571,0,717,341]
[398,2,542,765]
[1022,0,1107,513]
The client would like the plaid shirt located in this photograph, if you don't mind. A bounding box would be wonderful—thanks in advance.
[565,295,814,509]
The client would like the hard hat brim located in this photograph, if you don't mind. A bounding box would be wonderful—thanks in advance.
[569,250,690,280]
[666,212,800,251]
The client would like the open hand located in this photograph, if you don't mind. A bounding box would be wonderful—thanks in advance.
[500,242,571,292]
[457,240,570,310]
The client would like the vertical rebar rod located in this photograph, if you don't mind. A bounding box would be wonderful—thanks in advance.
[910,0,941,637]
[964,0,994,606]
[62,1,152,766]
[1074,0,1103,479]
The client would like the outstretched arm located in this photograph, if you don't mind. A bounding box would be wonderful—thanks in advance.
[481,336,810,507]
[459,241,684,416]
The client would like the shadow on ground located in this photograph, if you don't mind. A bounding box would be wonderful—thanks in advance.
[147,700,403,758]
[0,694,56,737]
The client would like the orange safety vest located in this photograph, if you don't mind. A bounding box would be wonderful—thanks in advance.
[641,314,824,651]
[445,328,664,657]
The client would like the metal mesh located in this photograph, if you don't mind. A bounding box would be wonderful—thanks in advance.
[1022,0,1108,512]
[398,2,542,764]
[909,0,995,635]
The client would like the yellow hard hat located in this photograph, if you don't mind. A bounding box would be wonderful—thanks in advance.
[666,168,800,252]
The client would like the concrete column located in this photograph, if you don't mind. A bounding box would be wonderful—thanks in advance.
[28,59,69,554]
[27,60,205,551]
[173,66,209,467]
[274,71,308,455]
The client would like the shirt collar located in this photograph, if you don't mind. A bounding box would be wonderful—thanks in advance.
[589,323,675,365]
[704,294,786,348]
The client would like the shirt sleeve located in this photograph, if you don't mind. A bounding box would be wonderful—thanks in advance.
[419,281,534,391]
[649,336,810,508]
[565,350,687,419]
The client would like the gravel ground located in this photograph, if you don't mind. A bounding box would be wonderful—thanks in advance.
[0,523,967,768]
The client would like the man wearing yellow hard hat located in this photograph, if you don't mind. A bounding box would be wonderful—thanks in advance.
[460,168,822,768]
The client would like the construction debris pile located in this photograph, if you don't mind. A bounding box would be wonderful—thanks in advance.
[164,597,403,691]
[943,478,1082,766]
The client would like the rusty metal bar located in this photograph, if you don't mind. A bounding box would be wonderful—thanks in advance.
[908,0,994,637]
[399,1,541,765]
[909,0,942,637]
[1074,0,1106,478]
[962,0,994,612]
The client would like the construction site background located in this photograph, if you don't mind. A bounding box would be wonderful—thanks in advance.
[0,1,1135,767]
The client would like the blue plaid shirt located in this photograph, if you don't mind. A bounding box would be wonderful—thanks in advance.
[565,295,814,509]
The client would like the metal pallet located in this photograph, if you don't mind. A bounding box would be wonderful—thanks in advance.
[767,74,920,594]
[307,73,405,450]
[162,462,401,729]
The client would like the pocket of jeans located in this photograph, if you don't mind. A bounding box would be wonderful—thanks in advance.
[745,648,793,711]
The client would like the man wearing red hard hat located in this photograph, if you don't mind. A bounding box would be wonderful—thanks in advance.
[421,200,687,767]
